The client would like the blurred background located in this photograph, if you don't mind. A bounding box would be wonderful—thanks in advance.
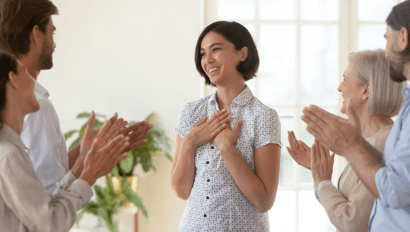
[41,0,404,231]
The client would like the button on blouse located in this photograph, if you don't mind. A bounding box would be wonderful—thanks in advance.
[174,85,281,232]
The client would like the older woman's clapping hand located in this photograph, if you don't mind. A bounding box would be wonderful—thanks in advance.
[311,139,335,187]
[301,100,362,158]
[286,131,312,170]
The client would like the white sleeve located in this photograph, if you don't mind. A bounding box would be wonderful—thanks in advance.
[50,171,78,197]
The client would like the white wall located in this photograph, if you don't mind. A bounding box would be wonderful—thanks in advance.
[39,0,203,231]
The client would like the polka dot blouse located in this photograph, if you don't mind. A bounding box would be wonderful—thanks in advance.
[174,85,281,232]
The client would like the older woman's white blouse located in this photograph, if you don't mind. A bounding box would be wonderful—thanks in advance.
[174,85,281,232]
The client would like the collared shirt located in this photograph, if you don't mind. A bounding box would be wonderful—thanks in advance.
[174,85,281,232]
[369,85,410,231]
[0,124,93,232]
[21,81,76,196]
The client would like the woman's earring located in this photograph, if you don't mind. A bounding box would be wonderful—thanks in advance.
[362,99,366,102]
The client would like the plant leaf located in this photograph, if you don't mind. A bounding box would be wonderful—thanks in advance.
[94,119,105,130]
[69,136,82,150]
[79,122,88,137]
[165,153,173,161]
[76,200,99,225]
[64,130,77,140]
[94,185,105,203]
[119,152,134,175]
[97,207,110,227]
[95,113,106,119]
[103,188,114,205]
[76,209,87,226]
[122,181,148,217]
[140,151,152,172]
[110,166,120,177]
[76,112,92,119]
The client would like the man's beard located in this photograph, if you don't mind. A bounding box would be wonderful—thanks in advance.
[39,37,53,70]
[389,65,407,82]
[387,43,409,83]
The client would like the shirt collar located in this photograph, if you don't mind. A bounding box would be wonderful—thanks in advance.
[401,84,410,101]
[208,85,254,106]
[35,80,50,98]
[1,124,26,151]
[208,91,217,105]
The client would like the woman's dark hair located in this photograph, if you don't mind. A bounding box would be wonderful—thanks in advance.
[195,21,260,87]
[0,51,18,126]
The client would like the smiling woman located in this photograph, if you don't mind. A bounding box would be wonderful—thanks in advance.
[194,21,259,87]
[171,21,281,232]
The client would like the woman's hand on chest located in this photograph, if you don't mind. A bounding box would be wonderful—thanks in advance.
[183,109,232,149]
[214,110,244,152]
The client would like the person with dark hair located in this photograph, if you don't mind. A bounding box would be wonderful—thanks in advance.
[171,21,281,231]
[194,21,260,87]
[0,0,153,197]
[0,50,131,231]
[301,1,410,231]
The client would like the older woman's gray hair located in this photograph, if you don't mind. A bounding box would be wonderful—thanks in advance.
[348,49,407,117]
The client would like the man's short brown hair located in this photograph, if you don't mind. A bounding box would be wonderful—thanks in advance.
[0,0,58,57]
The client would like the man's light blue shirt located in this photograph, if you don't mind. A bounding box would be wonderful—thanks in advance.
[369,84,410,231]
[21,81,76,197]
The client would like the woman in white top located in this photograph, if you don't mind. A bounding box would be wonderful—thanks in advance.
[171,21,281,231]
[287,49,406,232]
[0,51,131,232]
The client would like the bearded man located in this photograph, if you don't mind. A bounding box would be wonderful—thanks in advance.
[0,0,152,196]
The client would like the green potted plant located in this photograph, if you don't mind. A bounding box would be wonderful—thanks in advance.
[65,112,172,232]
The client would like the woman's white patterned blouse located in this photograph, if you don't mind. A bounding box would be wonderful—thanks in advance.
[174,86,281,232]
